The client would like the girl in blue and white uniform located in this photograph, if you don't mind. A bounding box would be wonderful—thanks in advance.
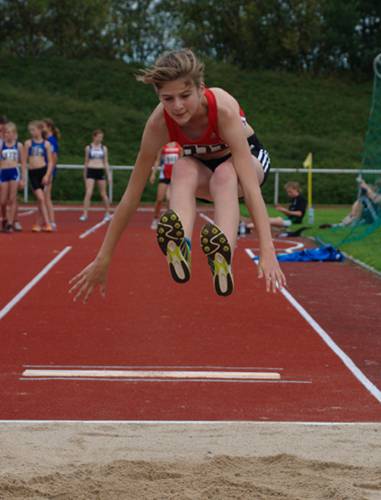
[0,122,26,232]
[42,118,60,231]
[24,120,54,232]
[80,129,111,222]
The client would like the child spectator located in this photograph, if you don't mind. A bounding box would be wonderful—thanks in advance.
[271,181,307,228]
[242,181,307,236]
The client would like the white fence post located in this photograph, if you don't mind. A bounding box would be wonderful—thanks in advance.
[23,175,29,203]
[109,167,113,203]
[274,171,280,204]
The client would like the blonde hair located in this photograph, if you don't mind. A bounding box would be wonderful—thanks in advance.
[136,49,204,89]
[28,120,44,131]
[285,181,301,192]
[4,121,17,134]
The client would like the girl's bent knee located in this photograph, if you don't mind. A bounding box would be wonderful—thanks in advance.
[210,164,238,188]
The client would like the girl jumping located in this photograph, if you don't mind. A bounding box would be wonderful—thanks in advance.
[70,49,286,301]
[80,129,111,222]
[24,120,54,232]
[0,122,26,233]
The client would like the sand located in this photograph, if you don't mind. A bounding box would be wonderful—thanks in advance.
[0,422,381,499]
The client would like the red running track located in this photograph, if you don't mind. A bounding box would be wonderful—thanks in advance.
[0,209,380,421]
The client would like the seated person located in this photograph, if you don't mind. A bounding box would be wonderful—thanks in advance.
[320,178,381,229]
[241,181,307,235]
[270,181,307,228]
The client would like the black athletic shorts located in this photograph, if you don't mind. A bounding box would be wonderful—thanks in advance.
[158,178,171,185]
[29,166,47,191]
[86,167,105,180]
[195,134,271,187]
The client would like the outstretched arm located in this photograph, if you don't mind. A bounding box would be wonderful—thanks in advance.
[218,102,286,292]
[70,110,169,302]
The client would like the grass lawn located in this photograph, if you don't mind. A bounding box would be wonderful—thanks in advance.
[240,204,381,273]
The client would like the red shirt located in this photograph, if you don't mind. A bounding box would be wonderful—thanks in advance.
[162,143,181,179]
[163,88,247,157]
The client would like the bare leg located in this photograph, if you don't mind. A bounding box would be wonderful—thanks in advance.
[82,179,95,217]
[269,216,289,228]
[208,162,240,249]
[97,180,110,215]
[170,158,211,239]
[45,180,55,224]
[34,189,50,226]
[7,181,18,225]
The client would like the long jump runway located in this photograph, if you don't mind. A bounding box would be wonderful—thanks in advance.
[0,209,380,421]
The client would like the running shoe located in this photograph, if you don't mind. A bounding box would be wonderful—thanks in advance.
[79,214,88,222]
[150,218,159,230]
[13,221,23,232]
[156,209,191,284]
[2,219,8,232]
[32,224,42,232]
[200,223,234,297]
[4,223,13,233]
[103,213,112,222]
[50,222,57,231]
[42,223,53,232]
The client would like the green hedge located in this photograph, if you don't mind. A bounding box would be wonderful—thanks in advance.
[1,56,373,204]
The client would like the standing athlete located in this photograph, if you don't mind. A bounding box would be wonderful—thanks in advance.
[0,122,26,232]
[80,129,111,222]
[42,118,60,231]
[24,120,54,232]
[70,49,285,301]
[150,141,181,230]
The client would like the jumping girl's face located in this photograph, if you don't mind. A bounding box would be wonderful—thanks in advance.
[158,79,204,125]
[93,133,103,144]
[29,124,43,140]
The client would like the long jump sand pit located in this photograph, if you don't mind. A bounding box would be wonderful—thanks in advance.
[0,422,380,499]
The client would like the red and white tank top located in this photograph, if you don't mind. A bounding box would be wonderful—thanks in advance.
[163,88,247,157]
[161,142,181,179]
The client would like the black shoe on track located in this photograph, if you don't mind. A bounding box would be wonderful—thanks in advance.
[200,222,234,297]
[156,209,191,284]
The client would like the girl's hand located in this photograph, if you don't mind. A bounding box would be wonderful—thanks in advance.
[18,179,25,190]
[149,170,156,185]
[42,174,50,186]
[258,252,287,293]
[69,258,109,303]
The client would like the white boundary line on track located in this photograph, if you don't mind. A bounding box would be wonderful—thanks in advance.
[245,248,381,404]
[23,364,284,371]
[199,212,214,224]
[18,208,37,217]
[0,420,379,425]
[79,218,112,239]
[0,246,72,320]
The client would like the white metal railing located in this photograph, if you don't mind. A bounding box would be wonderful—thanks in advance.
[22,164,381,204]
